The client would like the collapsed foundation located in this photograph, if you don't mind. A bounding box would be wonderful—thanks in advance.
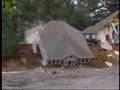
[46,55,94,66]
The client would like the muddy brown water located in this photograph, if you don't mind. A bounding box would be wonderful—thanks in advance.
[2,65,119,89]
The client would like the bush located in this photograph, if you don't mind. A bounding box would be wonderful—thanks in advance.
[2,8,19,56]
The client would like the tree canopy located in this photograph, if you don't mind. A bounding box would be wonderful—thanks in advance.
[2,0,19,56]
[2,0,119,56]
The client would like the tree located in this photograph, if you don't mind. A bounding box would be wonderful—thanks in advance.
[2,0,20,56]
[63,0,91,30]
[70,10,90,30]
[14,0,41,27]
[76,0,119,25]
[39,0,65,21]
[103,0,119,12]
[15,0,65,25]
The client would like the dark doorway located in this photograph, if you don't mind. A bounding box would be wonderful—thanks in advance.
[36,44,43,60]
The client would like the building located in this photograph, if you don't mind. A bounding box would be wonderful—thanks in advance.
[24,21,94,66]
[83,11,119,47]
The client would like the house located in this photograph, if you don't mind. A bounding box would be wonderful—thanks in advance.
[83,11,119,47]
[24,20,94,66]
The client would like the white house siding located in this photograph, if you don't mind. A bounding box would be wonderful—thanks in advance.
[25,29,42,54]
[97,26,113,42]
[25,30,40,44]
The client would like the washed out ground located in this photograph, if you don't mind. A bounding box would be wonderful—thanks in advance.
[2,45,119,89]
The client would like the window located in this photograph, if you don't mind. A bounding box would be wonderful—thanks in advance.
[53,60,55,64]
[57,60,59,63]
[61,60,64,64]
[81,58,84,63]
[69,56,73,58]
[89,35,93,40]
[69,61,72,65]
[86,58,88,63]
[92,34,96,39]
[85,34,90,39]
[48,60,51,64]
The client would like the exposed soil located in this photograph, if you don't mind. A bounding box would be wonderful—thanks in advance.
[89,45,119,68]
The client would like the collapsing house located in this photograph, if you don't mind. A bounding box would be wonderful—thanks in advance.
[25,21,94,66]
[83,11,119,50]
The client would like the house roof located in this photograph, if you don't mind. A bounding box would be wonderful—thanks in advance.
[84,10,119,34]
[24,23,44,44]
[38,20,94,59]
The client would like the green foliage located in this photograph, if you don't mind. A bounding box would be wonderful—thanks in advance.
[39,0,65,21]
[2,0,119,57]
[76,0,119,25]
[2,9,15,56]
[69,10,90,30]
[63,0,91,29]
[15,0,119,29]
[2,0,19,56]
[15,0,65,24]
[3,0,16,14]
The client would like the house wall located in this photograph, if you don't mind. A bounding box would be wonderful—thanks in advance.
[97,26,113,42]
[46,55,93,66]
[25,30,40,44]
[25,30,43,54]
[97,21,119,43]
[84,15,119,44]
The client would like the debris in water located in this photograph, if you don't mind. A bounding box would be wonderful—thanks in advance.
[107,53,112,57]
[39,67,45,72]
[114,50,119,55]
[52,71,57,75]
[21,57,27,64]
[105,61,112,67]
[2,71,25,74]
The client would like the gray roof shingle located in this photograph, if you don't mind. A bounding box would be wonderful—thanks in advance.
[39,21,94,59]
